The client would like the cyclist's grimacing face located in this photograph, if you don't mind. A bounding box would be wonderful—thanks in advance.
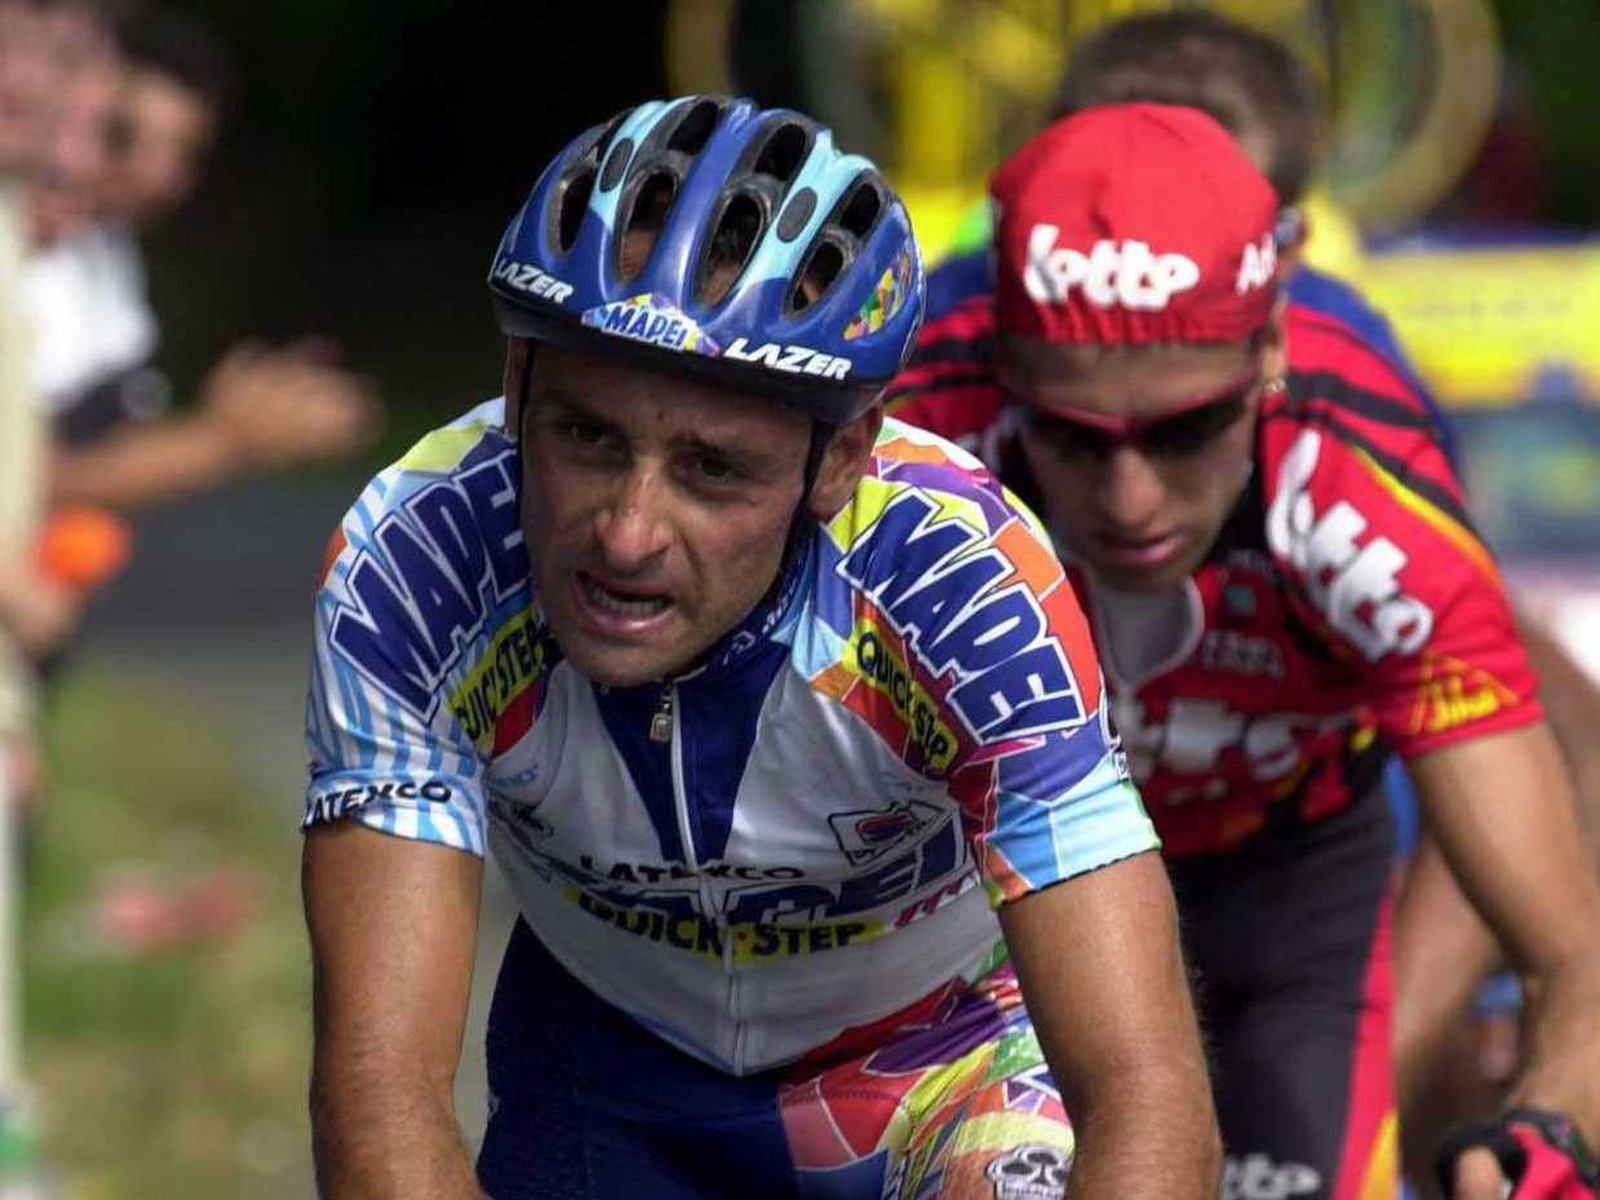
[516,344,818,688]
[1002,328,1280,592]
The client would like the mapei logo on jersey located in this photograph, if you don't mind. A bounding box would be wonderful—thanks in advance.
[582,292,720,356]
[828,799,945,865]
[722,338,852,380]
[1022,224,1200,312]
[1266,430,1434,663]
[1223,1154,1321,1200]
[330,446,531,716]
[490,258,573,304]
[839,490,1087,742]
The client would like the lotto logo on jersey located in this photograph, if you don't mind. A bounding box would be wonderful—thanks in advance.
[1022,225,1200,312]
[839,490,1087,742]
[1266,430,1434,662]
[1223,1155,1320,1200]
[1115,693,1336,794]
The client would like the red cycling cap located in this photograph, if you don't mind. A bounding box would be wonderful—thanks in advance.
[991,103,1280,345]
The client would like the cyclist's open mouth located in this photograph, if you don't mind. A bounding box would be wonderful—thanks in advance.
[573,571,674,635]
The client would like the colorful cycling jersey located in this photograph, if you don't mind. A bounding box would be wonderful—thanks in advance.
[302,398,1155,1074]
[888,299,1543,858]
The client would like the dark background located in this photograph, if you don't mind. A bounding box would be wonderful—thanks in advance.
[142,0,1600,441]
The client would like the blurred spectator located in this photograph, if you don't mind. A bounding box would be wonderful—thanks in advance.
[0,0,99,816]
[19,0,120,249]
[21,3,381,514]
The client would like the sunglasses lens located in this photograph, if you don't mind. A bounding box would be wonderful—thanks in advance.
[1141,395,1249,457]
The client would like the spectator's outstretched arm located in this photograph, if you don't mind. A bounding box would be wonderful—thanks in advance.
[50,340,380,510]
[1001,851,1221,1200]
[1393,618,1600,1116]
[303,822,483,1200]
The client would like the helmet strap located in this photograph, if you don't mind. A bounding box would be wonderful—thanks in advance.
[774,420,832,582]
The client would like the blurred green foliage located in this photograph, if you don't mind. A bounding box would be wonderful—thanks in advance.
[25,668,312,1197]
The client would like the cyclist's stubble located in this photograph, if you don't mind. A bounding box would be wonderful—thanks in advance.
[511,343,878,689]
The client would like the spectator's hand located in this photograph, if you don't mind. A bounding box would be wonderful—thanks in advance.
[0,559,82,659]
[200,339,382,469]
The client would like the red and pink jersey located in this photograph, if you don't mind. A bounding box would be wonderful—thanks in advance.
[889,298,1542,858]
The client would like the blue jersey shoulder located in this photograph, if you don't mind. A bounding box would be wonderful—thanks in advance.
[318,401,531,722]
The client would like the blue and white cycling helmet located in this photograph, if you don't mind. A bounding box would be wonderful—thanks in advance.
[488,95,925,425]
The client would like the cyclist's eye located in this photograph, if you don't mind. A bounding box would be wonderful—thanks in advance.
[1024,414,1115,460]
[1141,396,1247,458]
[557,418,612,449]
[686,452,743,485]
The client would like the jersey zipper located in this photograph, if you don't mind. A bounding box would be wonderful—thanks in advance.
[658,683,744,1069]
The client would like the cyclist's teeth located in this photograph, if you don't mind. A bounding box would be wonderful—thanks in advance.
[588,579,668,616]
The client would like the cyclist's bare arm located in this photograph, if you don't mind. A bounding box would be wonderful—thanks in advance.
[1000,850,1221,1200]
[304,822,483,1199]
[1398,723,1600,1148]
[1392,835,1498,1112]
[1522,617,1600,854]
[1394,620,1600,1112]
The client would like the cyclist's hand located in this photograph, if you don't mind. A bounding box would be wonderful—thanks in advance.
[200,338,382,468]
[1439,1110,1600,1200]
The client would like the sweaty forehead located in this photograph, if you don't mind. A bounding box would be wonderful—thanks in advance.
[997,334,1255,419]
[532,344,811,451]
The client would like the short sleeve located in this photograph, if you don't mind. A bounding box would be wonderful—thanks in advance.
[303,507,489,857]
[846,467,1159,907]
[1264,422,1542,760]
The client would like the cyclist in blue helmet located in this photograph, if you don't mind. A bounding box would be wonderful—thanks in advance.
[300,97,1219,1200]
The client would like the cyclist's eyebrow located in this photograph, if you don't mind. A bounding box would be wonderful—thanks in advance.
[672,427,789,476]
[526,385,610,427]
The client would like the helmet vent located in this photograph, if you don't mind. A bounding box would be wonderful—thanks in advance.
[666,97,723,158]
[555,167,596,252]
[753,122,809,184]
[792,240,845,313]
[697,192,764,306]
[837,178,883,240]
[619,171,678,279]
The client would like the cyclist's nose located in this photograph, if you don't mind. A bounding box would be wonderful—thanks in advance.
[593,467,673,572]
[1094,446,1169,532]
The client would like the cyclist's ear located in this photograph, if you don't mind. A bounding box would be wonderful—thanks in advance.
[807,405,883,522]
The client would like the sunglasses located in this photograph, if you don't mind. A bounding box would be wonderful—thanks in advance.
[1016,371,1259,461]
